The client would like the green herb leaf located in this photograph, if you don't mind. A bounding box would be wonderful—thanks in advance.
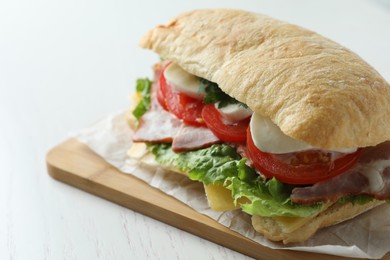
[132,78,152,121]
[201,78,247,108]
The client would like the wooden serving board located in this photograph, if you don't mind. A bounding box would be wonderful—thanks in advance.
[46,139,389,260]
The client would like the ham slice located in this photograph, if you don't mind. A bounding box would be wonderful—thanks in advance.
[132,101,182,143]
[133,79,221,151]
[291,141,390,204]
[172,124,220,152]
[132,73,183,143]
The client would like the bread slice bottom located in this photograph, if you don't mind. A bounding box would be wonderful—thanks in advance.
[252,199,384,244]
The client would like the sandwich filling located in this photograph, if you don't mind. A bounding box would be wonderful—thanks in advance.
[132,62,390,219]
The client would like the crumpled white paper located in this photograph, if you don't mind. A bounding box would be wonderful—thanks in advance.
[77,111,390,259]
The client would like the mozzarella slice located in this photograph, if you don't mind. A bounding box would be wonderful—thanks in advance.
[249,113,357,154]
[250,113,314,154]
[164,63,204,99]
[216,103,252,122]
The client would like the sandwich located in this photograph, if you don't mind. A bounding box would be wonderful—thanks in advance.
[127,9,390,244]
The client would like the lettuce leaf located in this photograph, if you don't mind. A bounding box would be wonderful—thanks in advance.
[227,177,322,217]
[149,143,323,218]
[132,78,152,121]
[150,143,248,184]
[338,194,374,205]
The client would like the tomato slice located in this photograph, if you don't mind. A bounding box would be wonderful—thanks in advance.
[157,77,168,111]
[158,66,205,126]
[156,62,170,111]
[201,104,250,142]
[246,128,361,184]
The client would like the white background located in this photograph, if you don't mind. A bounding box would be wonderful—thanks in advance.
[1,0,389,259]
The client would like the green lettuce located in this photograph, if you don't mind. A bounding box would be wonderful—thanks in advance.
[338,194,374,205]
[132,78,152,121]
[149,143,323,218]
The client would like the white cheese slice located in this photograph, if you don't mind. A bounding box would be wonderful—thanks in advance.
[250,113,315,154]
[249,113,357,154]
[163,63,204,99]
[216,103,252,122]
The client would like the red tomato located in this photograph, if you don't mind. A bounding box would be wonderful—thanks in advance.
[156,62,170,111]
[157,69,168,111]
[201,104,250,142]
[158,66,205,126]
[246,128,361,184]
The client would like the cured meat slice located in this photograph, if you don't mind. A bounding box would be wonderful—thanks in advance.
[132,108,182,143]
[291,142,390,204]
[172,124,220,152]
[133,92,220,151]
[133,95,182,143]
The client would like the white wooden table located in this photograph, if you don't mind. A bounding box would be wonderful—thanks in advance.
[1,0,389,259]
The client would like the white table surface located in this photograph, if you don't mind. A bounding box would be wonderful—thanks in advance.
[1,0,389,259]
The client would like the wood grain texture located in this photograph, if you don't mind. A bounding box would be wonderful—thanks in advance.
[46,139,390,260]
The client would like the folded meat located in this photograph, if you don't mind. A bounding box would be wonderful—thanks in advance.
[133,96,182,143]
[291,142,390,204]
[133,95,220,151]
[172,124,219,152]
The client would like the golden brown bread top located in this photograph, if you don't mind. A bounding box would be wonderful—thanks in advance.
[140,9,390,150]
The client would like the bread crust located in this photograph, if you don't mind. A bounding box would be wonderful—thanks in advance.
[140,9,390,150]
[252,199,384,244]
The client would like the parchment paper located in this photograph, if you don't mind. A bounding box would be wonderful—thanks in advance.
[76,111,390,259]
